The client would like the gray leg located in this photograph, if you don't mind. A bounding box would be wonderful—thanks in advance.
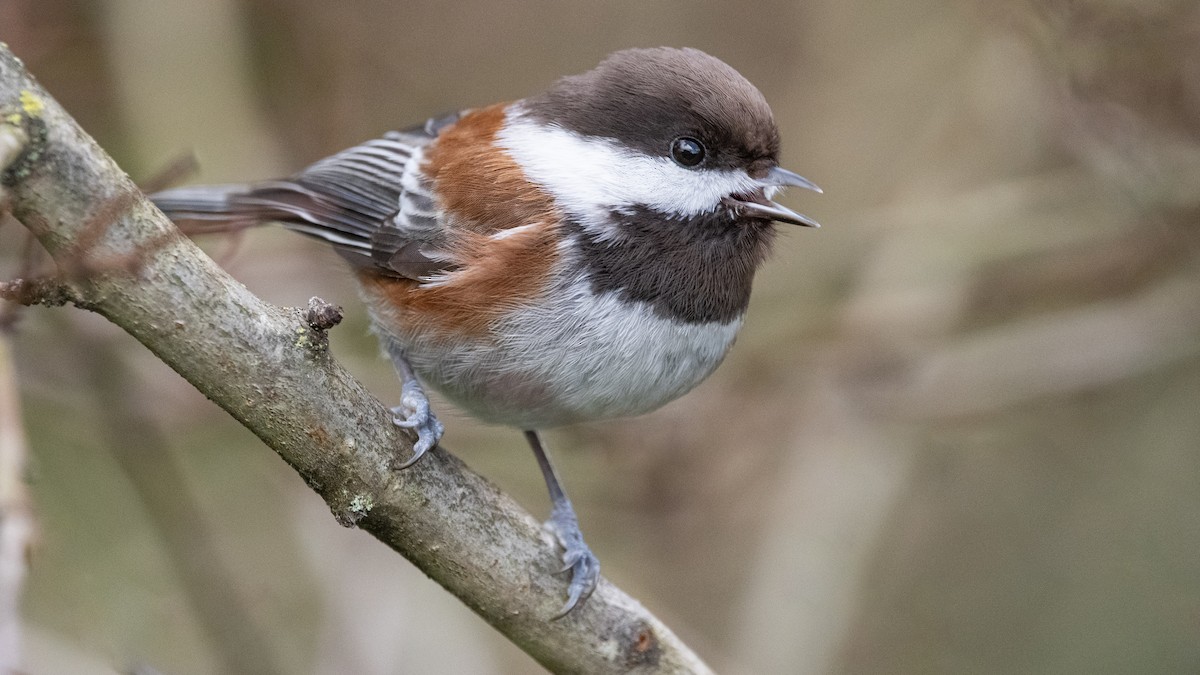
[524,430,600,617]
[386,342,444,468]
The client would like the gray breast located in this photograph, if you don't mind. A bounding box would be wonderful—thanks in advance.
[405,275,745,429]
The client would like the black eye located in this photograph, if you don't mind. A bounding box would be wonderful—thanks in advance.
[670,137,706,167]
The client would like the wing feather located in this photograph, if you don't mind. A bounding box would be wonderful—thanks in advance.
[152,113,463,280]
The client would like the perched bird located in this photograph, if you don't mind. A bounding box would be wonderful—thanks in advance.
[152,46,821,616]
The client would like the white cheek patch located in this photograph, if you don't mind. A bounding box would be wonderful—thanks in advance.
[495,111,759,236]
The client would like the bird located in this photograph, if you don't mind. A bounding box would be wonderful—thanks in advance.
[151,46,821,617]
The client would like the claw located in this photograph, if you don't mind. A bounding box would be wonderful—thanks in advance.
[553,547,599,619]
[390,380,444,468]
[545,506,600,619]
[557,547,589,573]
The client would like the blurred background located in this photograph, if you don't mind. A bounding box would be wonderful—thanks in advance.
[2,0,1199,672]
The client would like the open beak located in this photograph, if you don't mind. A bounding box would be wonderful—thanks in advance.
[727,166,822,228]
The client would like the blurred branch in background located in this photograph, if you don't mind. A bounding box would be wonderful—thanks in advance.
[0,112,35,667]
[0,123,35,673]
[0,331,34,673]
[0,42,712,674]
[79,328,285,675]
[741,4,1200,673]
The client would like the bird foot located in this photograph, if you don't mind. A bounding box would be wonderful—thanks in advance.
[545,503,600,618]
[390,379,444,468]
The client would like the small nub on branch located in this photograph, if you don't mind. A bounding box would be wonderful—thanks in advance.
[305,297,343,331]
[0,278,74,309]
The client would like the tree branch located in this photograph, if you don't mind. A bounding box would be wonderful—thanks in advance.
[0,44,711,674]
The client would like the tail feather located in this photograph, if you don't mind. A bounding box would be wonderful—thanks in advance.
[151,182,375,254]
[151,184,253,220]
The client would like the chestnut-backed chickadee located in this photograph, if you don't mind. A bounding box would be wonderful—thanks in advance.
[152,46,821,616]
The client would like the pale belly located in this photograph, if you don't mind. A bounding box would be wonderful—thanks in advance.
[395,287,743,430]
